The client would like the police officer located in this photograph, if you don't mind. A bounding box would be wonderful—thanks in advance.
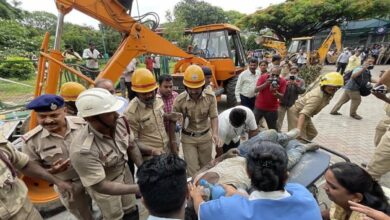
[288,72,343,141]
[367,69,390,180]
[125,68,180,158]
[173,65,219,176]
[0,135,72,220]
[22,94,94,220]
[60,82,86,116]
[71,88,143,220]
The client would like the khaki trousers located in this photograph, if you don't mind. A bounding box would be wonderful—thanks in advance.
[374,117,390,147]
[287,106,318,141]
[277,106,295,131]
[86,166,137,220]
[9,198,42,220]
[330,90,361,115]
[182,140,213,176]
[54,179,93,220]
[368,128,390,180]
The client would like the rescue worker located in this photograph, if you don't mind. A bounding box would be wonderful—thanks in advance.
[173,65,219,176]
[60,82,86,116]
[71,88,143,220]
[287,72,343,141]
[125,68,181,158]
[202,66,214,94]
[367,69,390,180]
[0,135,72,220]
[21,94,94,220]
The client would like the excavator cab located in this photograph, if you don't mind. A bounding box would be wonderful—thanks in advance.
[287,37,317,64]
[190,24,247,68]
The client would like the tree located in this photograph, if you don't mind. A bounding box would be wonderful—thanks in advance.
[245,34,258,51]
[224,10,245,26]
[173,0,227,28]
[238,0,390,41]
[0,0,22,19]
[21,11,57,35]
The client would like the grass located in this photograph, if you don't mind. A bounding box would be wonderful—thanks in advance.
[0,77,35,102]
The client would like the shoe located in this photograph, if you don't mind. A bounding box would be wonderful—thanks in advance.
[350,114,362,120]
[304,143,321,152]
[285,128,300,139]
[330,112,342,115]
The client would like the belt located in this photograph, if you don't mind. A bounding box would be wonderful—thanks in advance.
[182,129,209,137]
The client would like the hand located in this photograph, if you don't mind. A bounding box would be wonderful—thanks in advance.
[348,200,390,220]
[48,158,70,174]
[222,148,240,160]
[152,148,165,156]
[222,184,238,197]
[188,182,204,199]
[166,112,183,122]
[55,180,74,202]
[212,134,220,146]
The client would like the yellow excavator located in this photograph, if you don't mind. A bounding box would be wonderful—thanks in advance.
[257,26,342,65]
[19,0,247,211]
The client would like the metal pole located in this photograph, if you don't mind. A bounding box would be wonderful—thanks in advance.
[54,12,65,50]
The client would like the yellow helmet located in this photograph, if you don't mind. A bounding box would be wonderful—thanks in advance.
[319,72,344,87]
[131,68,158,93]
[60,82,86,101]
[183,65,205,88]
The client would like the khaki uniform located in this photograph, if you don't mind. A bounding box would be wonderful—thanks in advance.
[22,116,92,220]
[124,96,168,159]
[70,117,137,220]
[368,103,390,180]
[173,90,218,176]
[288,87,332,140]
[0,137,42,220]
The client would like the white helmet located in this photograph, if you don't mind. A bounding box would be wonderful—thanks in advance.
[76,88,124,117]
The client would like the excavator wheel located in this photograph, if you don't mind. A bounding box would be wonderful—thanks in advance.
[225,76,238,107]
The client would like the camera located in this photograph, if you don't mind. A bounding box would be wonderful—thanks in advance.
[372,85,387,94]
[367,64,374,70]
[289,75,296,80]
[269,75,279,88]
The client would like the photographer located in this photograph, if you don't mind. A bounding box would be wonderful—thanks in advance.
[254,66,287,130]
[62,44,82,62]
[277,66,306,130]
[330,57,376,120]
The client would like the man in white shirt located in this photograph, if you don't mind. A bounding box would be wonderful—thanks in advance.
[120,58,137,100]
[336,48,351,75]
[153,55,161,79]
[217,106,259,155]
[235,58,260,110]
[296,49,307,68]
[82,42,102,79]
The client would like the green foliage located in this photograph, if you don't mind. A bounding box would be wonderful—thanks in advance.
[239,0,390,41]
[173,0,227,28]
[0,0,22,19]
[0,56,34,80]
[21,11,57,35]
[299,65,323,87]
[245,34,258,51]
[225,10,245,25]
[0,19,37,56]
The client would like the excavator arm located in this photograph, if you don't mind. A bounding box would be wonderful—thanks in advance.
[257,36,287,58]
[317,26,342,64]
[54,0,196,83]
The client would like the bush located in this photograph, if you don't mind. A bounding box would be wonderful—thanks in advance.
[0,56,35,80]
[299,64,323,86]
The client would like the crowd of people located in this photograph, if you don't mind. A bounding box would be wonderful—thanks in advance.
[2,49,390,220]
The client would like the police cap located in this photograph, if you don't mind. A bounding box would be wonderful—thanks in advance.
[27,94,65,112]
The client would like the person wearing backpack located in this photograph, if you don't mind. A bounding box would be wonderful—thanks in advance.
[330,57,376,120]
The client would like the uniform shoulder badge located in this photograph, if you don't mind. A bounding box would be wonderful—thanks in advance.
[22,125,43,142]
[67,116,86,124]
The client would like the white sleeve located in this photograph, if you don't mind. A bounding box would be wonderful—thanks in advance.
[245,109,258,131]
[235,73,243,102]
[82,49,89,59]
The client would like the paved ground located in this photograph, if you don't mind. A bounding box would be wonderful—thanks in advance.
[45,65,390,219]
